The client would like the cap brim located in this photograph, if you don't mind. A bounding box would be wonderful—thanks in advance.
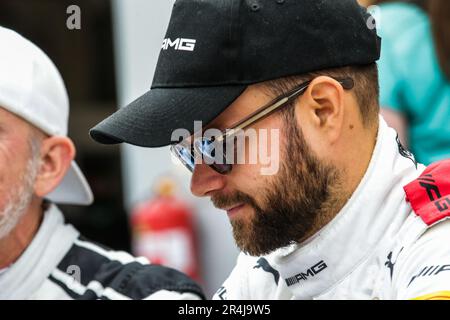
[46,161,94,206]
[90,86,247,148]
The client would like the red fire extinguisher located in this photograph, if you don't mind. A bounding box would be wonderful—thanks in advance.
[131,178,200,282]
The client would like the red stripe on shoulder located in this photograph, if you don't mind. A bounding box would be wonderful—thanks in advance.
[404,160,450,226]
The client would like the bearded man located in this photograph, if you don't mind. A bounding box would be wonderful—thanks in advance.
[91,0,450,300]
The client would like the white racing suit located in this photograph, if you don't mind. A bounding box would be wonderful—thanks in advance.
[214,118,450,300]
[0,205,204,300]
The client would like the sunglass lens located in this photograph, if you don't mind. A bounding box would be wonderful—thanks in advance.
[172,144,195,172]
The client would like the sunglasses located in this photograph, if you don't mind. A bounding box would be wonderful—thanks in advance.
[170,77,354,175]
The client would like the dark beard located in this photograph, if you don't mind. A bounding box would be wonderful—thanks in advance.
[212,118,343,256]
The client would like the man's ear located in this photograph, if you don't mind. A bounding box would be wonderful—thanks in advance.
[34,136,76,198]
[295,76,346,145]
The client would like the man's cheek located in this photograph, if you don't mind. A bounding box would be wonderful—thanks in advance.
[0,195,9,218]
[258,128,280,176]
[229,164,261,193]
[0,173,7,211]
[237,128,281,176]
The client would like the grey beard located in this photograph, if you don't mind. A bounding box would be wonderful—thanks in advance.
[0,154,40,240]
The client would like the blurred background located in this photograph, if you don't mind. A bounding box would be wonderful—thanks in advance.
[0,0,448,298]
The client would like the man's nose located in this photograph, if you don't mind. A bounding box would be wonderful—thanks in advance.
[190,163,226,197]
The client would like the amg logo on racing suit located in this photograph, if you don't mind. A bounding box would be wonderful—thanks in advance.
[161,38,196,51]
[408,264,450,287]
[285,261,327,287]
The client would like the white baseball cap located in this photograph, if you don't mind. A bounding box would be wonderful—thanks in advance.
[0,26,93,206]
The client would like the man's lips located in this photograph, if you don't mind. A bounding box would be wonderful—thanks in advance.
[222,203,245,217]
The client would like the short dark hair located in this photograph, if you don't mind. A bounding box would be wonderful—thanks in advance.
[263,63,380,127]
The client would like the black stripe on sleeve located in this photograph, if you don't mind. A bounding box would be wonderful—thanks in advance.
[55,236,205,300]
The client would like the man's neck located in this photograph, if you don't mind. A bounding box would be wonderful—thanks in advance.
[300,122,379,243]
[0,199,44,269]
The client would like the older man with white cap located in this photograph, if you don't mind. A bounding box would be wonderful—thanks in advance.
[0,26,204,300]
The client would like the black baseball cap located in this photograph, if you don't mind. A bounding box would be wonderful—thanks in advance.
[90,0,381,148]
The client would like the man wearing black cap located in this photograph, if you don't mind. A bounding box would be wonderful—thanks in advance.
[91,0,450,300]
